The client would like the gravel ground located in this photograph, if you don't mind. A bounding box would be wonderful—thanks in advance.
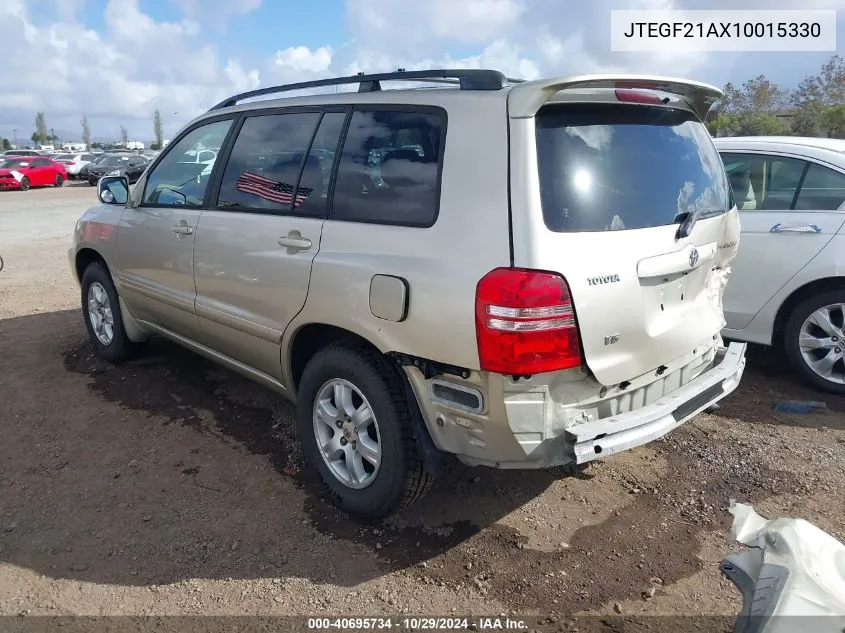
[0,186,843,627]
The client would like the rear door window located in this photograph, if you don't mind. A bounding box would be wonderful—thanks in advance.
[535,104,731,232]
[217,112,321,214]
[795,163,845,211]
[330,108,445,227]
[720,153,807,211]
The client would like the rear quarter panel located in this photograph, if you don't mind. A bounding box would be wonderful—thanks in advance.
[725,233,845,346]
[283,94,513,382]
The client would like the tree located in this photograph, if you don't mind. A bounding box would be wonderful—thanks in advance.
[708,74,789,137]
[90,141,102,149]
[81,116,92,148]
[716,75,785,116]
[120,125,129,145]
[153,109,164,149]
[150,142,162,150]
[0,138,10,150]
[791,55,845,137]
[34,112,48,145]
[821,105,845,139]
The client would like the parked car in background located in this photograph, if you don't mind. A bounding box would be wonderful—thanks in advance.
[715,136,845,393]
[0,156,67,191]
[2,149,43,157]
[83,153,148,186]
[71,69,746,519]
[53,152,98,179]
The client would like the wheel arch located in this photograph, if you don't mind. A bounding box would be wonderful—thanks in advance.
[74,247,110,285]
[286,322,444,475]
[773,276,845,348]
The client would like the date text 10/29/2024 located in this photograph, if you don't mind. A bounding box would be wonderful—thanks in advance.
[308,618,528,631]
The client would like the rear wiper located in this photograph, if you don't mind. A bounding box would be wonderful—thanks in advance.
[675,211,696,239]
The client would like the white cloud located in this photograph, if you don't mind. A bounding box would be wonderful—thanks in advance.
[273,46,334,75]
[347,0,525,48]
[0,0,841,145]
[0,0,262,142]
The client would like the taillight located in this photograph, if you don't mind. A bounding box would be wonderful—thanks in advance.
[475,268,582,375]
[65,161,76,165]
[614,88,663,105]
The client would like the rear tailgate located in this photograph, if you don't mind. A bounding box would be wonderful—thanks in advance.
[508,77,738,386]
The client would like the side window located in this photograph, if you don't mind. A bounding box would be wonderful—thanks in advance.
[217,112,321,213]
[82,154,95,161]
[720,153,806,211]
[293,112,346,218]
[795,163,845,211]
[31,158,49,167]
[142,119,233,207]
[331,109,444,227]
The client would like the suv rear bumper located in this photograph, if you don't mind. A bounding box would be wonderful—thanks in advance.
[567,342,746,464]
[409,342,746,469]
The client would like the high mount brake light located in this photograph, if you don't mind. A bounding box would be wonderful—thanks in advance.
[614,89,664,105]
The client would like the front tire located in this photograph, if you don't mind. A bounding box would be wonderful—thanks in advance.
[296,344,435,520]
[19,177,30,191]
[784,289,845,394]
[80,263,141,363]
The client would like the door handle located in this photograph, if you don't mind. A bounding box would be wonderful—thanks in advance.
[770,223,822,233]
[278,231,312,252]
[172,224,193,235]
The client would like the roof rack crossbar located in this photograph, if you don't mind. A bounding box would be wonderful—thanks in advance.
[208,69,515,111]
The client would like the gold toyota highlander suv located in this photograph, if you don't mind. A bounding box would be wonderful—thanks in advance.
[70,69,747,519]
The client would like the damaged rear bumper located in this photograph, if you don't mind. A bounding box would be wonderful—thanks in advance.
[569,342,746,464]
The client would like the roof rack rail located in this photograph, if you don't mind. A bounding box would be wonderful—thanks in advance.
[208,69,520,111]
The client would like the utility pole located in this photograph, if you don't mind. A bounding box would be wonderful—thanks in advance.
[12,129,16,147]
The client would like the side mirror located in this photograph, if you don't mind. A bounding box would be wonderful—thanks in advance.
[98,175,129,205]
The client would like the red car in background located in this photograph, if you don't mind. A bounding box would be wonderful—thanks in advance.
[0,156,68,191]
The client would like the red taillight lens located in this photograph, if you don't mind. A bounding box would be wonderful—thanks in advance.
[64,161,76,165]
[614,88,663,105]
[475,268,582,375]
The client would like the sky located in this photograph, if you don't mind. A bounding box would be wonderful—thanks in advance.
[0,0,842,144]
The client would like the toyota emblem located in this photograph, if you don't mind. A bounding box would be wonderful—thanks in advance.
[689,248,699,268]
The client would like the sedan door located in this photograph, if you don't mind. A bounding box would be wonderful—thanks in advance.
[193,110,347,384]
[721,152,845,330]
[114,118,235,340]
[27,158,51,185]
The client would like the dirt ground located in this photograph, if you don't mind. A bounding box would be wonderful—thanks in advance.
[1,186,843,626]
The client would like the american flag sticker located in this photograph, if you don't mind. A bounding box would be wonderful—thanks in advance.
[235,171,314,207]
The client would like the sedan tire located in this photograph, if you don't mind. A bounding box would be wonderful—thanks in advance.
[784,289,845,394]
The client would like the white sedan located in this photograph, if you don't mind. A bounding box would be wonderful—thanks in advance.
[53,152,98,178]
[714,136,845,393]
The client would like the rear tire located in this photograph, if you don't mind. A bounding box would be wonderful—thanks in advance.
[296,344,435,520]
[80,263,143,363]
[784,289,845,394]
[55,174,64,187]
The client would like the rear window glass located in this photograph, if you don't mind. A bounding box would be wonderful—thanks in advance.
[535,104,731,232]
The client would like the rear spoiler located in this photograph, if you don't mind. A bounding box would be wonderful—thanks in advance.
[507,74,723,121]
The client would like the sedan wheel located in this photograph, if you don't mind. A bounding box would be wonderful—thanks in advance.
[798,304,845,384]
[785,290,845,394]
[55,174,64,187]
[19,177,30,191]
